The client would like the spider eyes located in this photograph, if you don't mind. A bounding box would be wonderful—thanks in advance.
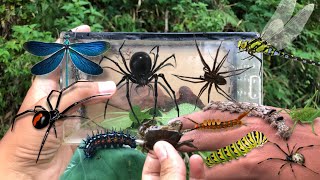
[32,111,50,129]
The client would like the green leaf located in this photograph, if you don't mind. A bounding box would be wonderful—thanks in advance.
[158,103,201,125]
[61,148,146,180]
[129,106,152,123]
[100,113,133,129]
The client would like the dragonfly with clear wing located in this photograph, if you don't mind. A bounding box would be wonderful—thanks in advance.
[238,0,319,67]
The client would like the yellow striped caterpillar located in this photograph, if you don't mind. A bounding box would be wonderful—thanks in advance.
[205,131,268,167]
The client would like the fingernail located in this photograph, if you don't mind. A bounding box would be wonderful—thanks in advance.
[154,141,168,161]
[98,81,116,93]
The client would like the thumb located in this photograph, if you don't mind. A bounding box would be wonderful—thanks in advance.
[153,141,186,180]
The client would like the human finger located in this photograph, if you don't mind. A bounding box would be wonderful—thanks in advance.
[189,154,205,180]
[153,141,186,180]
[142,152,161,180]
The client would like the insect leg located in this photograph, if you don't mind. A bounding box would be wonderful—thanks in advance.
[102,66,125,75]
[212,41,223,71]
[104,76,126,118]
[36,122,54,163]
[150,45,159,72]
[300,164,319,175]
[151,74,158,119]
[269,141,289,156]
[103,57,130,75]
[60,114,89,119]
[55,80,93,110]
[214,84,236,102]
[125,77,140,125]
[248,52,262,74]
[289,143,296,155]
[296,144,318,152]
[218,66,252,78]
[257,157,287,164]
[151,54,176,75]
[207,83,213,103]
[278,162,290,176]
[11,105,46,131]
[195,82,210,109]
[61,93,112,115]
[177,139,197,149]
[158,82,173,100]
[47,90,61,110]
[194,39,211,71]
[52,123,57,138]
[158,73,179,117]
[172,74,206,83]
[241,55,254,61]
[118,41,132,74]
[311,121,318,136]
[289,163,297,179]
[215,50,230,73]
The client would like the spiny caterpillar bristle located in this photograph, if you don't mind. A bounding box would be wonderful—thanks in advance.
[79,129,136,158]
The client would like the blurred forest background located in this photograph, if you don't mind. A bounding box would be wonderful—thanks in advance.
[0,0,319,138]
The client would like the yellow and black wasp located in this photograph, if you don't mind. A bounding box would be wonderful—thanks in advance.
[238,0,319,67]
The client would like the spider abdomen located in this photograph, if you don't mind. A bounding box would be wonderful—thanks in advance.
[292,153,305,164]
[205,73,227,85]
[130,52,152,76]
[33,111,50,129]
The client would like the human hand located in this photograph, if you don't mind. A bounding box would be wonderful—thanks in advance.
[0,25,116,179]
[173,108,320,180]
[142,140,205,180]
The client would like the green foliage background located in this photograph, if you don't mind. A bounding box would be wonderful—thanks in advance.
[0,0,319,137]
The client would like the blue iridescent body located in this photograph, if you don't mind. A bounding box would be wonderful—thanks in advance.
[24,34,110,81]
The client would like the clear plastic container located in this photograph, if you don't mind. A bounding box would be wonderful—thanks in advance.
[61,32,263,144]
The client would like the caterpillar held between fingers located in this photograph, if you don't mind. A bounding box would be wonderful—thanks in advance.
[79,129,136,158]
[205,131,268,167]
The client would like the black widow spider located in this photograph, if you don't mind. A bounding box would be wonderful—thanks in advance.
[173,40,252,107]
[100,41,179,125]
[11,80,111,163]
[258,141,319,178]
